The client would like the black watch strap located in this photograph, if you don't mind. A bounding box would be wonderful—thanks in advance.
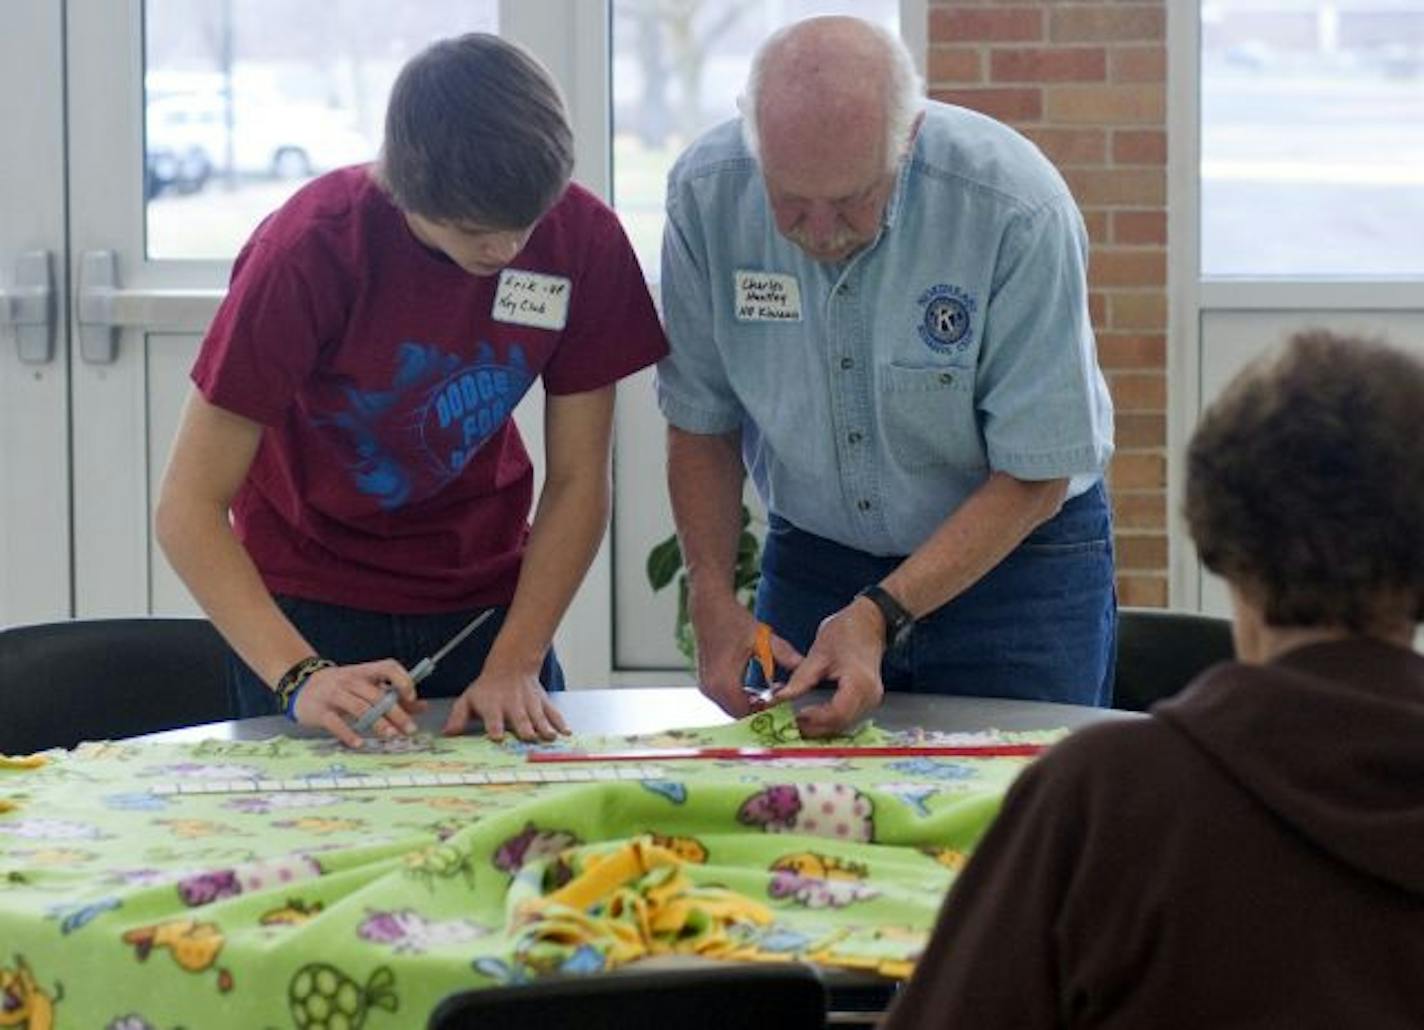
[856,583,914,649]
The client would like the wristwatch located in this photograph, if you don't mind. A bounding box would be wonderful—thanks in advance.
[856,583,915,649]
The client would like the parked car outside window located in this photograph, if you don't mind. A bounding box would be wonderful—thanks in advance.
[144,91,372,195]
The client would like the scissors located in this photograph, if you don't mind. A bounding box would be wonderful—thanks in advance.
[744,621,779,708]
[352,609,495,734]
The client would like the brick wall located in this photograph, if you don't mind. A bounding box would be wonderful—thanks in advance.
[926,1,1169,607]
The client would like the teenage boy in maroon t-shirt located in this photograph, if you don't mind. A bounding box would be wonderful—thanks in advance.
[156,34,667,747]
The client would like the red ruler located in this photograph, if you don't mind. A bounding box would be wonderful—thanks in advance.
[526,743,1047,763]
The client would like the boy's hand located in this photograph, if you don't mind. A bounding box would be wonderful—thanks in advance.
[292,660,424,748]
[443,668,570,742]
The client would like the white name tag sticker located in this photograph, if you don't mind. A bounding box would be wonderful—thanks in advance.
[734,270,803,323]
[492,269,571,330]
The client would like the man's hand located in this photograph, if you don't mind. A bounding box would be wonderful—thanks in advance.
[690,591,802,717]
[442,666,570,742]
[293,660,424,748]
[773,596,886,737]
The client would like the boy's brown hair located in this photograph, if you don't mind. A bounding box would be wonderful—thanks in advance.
[375,33,573,229]
[1186,329,1424,631]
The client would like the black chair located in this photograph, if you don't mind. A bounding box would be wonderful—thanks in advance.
[0,617,234,752]
[1113,606,1236,712]
[428,963,828,1030]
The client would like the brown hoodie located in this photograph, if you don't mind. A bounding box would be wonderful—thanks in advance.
[881,638,1424,1029]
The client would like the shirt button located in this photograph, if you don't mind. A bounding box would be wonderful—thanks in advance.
[840,357,854,370]
[836,283,851,296]
[848,431,863,444]
[938,372,954,385]
[857,499,872,512]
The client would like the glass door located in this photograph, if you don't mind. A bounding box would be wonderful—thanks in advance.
[0,0,70,625]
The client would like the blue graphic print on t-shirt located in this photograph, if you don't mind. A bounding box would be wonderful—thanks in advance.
[317,340,534,511]
[422,342,533,480]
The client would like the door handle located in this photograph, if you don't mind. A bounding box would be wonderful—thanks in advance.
[0,250,56,364]
[76,250,222,364]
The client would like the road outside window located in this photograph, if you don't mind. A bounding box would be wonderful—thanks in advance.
[1202,1,1424,278]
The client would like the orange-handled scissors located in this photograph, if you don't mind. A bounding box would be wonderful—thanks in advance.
[745,621,778,707]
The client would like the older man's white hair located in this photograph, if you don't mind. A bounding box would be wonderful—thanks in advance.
[738,17,923,172]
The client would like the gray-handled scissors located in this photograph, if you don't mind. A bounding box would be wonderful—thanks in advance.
[352,609,495,734]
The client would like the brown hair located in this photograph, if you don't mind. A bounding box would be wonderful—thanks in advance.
[375,33,573,228]
[1185,330,1424,632]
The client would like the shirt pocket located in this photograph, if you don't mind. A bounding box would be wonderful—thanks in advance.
[878,362,983,470]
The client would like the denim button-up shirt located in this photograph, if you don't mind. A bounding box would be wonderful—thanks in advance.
[656,102,1114,557]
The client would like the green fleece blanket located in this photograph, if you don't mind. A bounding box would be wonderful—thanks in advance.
[0,705,1059,1029]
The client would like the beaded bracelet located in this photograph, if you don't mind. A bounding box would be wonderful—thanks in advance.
[274,656,335,721]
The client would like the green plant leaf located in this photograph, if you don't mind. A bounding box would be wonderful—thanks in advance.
[646,534,683,591]
[675,576,697,666]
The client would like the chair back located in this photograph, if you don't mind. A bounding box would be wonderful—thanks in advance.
[1113,607,1236,712]
[0,617,233,752]
[428,963,828,1030]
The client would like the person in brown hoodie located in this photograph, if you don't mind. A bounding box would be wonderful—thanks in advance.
[881,329,1424,1029]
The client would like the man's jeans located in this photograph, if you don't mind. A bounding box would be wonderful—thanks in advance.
[227,596,565,718]
[753,481,1117,706]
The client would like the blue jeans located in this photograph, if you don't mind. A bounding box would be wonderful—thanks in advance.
[753,481,1117,706]
[227,596,565,718]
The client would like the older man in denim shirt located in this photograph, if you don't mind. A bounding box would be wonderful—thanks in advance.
[656,16,1116,737]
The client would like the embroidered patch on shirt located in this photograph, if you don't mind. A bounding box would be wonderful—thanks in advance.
[493,269,571,330]
[917,283,977,354]
[734,270,803,323]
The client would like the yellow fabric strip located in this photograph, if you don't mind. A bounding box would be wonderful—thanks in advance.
[516,838,773,969]
[0,754,48,770]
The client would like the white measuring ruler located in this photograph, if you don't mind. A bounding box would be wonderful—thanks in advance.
[149,763,669,796]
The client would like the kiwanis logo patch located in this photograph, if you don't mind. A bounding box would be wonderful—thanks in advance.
[917,283,976,354]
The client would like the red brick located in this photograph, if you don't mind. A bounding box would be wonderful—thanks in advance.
[991,47,1106,83]
[1110,45,1166,83]
[932,7,1044,43]
[1113,129,1167,164]
[1116,573,1168,607]
[1082,209,1110,244]
[1109,291,1167,330]
[1096,331,1165,369]
[927,46,984,83]
[1112,210,1167,245]
[930,87,1043,122]
[1022,127,1106,165]
[1110,452,1166,490]
[1045,84,1165,124]
[1115,533,1168,570]
[1090,248,1165,288]
[1112,492,1166,531]
[1051,6,1165,44]
[1108,371,1166,411]
[1088,291,1108,325]
[1064,167,1165,206]
[1115,412,1166,448]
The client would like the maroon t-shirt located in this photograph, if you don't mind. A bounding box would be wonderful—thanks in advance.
[192,166,667,612]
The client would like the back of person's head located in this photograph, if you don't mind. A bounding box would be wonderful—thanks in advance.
[375,33,573,229]
[1186,330,1424,634]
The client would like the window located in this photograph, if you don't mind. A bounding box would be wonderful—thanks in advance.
[143,0,499,259]
[1200,0,1424,278]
